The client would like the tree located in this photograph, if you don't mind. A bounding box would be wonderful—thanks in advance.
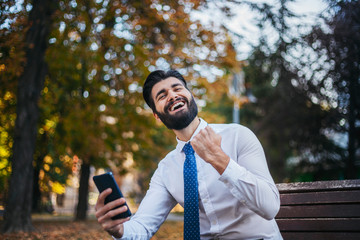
[215,0,348,182]
[1,0,240,224]
[42,0,239,220]
[0,0,25,205]
[237,0,360,182]
[302,0,360,178]
[2,0,57,233]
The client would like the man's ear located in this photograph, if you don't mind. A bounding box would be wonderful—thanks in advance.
[153,112,161,122]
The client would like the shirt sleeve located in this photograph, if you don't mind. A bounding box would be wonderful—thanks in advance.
[114,164,178,239]
[218,126,280,220]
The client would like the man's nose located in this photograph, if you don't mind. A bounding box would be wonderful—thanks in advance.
[167,90,178,101]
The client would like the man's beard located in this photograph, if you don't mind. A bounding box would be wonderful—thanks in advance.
[155,96,198,130]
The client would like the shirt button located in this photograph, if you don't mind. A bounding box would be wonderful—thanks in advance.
[203,199,208,203]
[212,220,217,225]
[241,199,246,204]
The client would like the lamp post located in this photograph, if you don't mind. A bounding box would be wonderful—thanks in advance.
[229,71,256,124]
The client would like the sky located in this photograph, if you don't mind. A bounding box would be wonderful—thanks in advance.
[192,0,329,59]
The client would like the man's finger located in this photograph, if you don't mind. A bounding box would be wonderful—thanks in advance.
[104,204,129,220]
[206,125,216,135]
[96,198,126,217]
[105,198,127,213]
[194,129,208,142]
[95,188,112,209]
[206,126,222,144]
[99,188,112,202]
[97,202,129,225]
[107,220,125,233]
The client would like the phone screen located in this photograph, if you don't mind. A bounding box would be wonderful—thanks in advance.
[93,172,132,219]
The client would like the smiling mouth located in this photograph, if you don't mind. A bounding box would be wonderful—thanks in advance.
[168,100,186,112]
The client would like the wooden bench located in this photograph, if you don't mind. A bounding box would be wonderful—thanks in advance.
[275,179,360,240]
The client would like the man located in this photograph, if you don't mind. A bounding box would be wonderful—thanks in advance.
[95,70,283,239]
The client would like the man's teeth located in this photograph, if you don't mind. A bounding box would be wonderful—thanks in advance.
[171,102,184,111]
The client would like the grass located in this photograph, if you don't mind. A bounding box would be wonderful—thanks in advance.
[0,217,183,240]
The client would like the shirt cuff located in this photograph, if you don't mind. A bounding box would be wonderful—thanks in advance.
[219,158,246,182]
[219,158,249,201]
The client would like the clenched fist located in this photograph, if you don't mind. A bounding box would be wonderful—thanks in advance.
[191,126,230,174]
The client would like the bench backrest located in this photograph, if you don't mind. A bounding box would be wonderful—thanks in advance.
[275,179,360,240]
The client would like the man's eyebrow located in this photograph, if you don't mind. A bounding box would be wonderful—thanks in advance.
[155,89,166,100]
[171,83,183,88]
[155,83,184,100]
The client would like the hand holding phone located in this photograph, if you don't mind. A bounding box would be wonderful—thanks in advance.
[93,172,132,220]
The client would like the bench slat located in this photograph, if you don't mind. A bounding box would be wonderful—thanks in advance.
[281,232,360,240]
[277,218,360,231]
[276,204,360,218]
[280,190,360,205]
[275,180,360,238]
[277,180,360,193]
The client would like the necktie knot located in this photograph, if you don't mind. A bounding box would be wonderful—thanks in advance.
[183,142,194,156]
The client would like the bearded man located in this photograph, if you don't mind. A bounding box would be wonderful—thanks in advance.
[95,70,283,240]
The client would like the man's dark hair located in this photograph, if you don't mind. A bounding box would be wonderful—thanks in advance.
[143,70,188,111]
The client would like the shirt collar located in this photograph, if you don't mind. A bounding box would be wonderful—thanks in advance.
[175,118,208,153]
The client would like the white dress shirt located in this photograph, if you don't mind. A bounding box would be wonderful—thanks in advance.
[116,119,282,240]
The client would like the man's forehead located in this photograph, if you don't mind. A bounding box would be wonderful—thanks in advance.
[152,77,185,93]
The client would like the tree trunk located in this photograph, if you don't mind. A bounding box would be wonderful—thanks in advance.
[32,158,42,213]
[33,127,48,212]
[2,0,56,233]
[346,75,358,179]
[344,14,359,179]
[75,162,90,220]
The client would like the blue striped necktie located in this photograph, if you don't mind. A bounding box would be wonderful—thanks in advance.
[183,142,200,240]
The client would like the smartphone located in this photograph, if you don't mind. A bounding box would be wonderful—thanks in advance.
[93,172,132,219]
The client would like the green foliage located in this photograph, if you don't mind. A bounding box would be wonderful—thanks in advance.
[2,1,357,211]
[240,0,358,182]
[301,0,360,178]
[0,0,27,197]
[42,0,238,196]
[0,1,239,211]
